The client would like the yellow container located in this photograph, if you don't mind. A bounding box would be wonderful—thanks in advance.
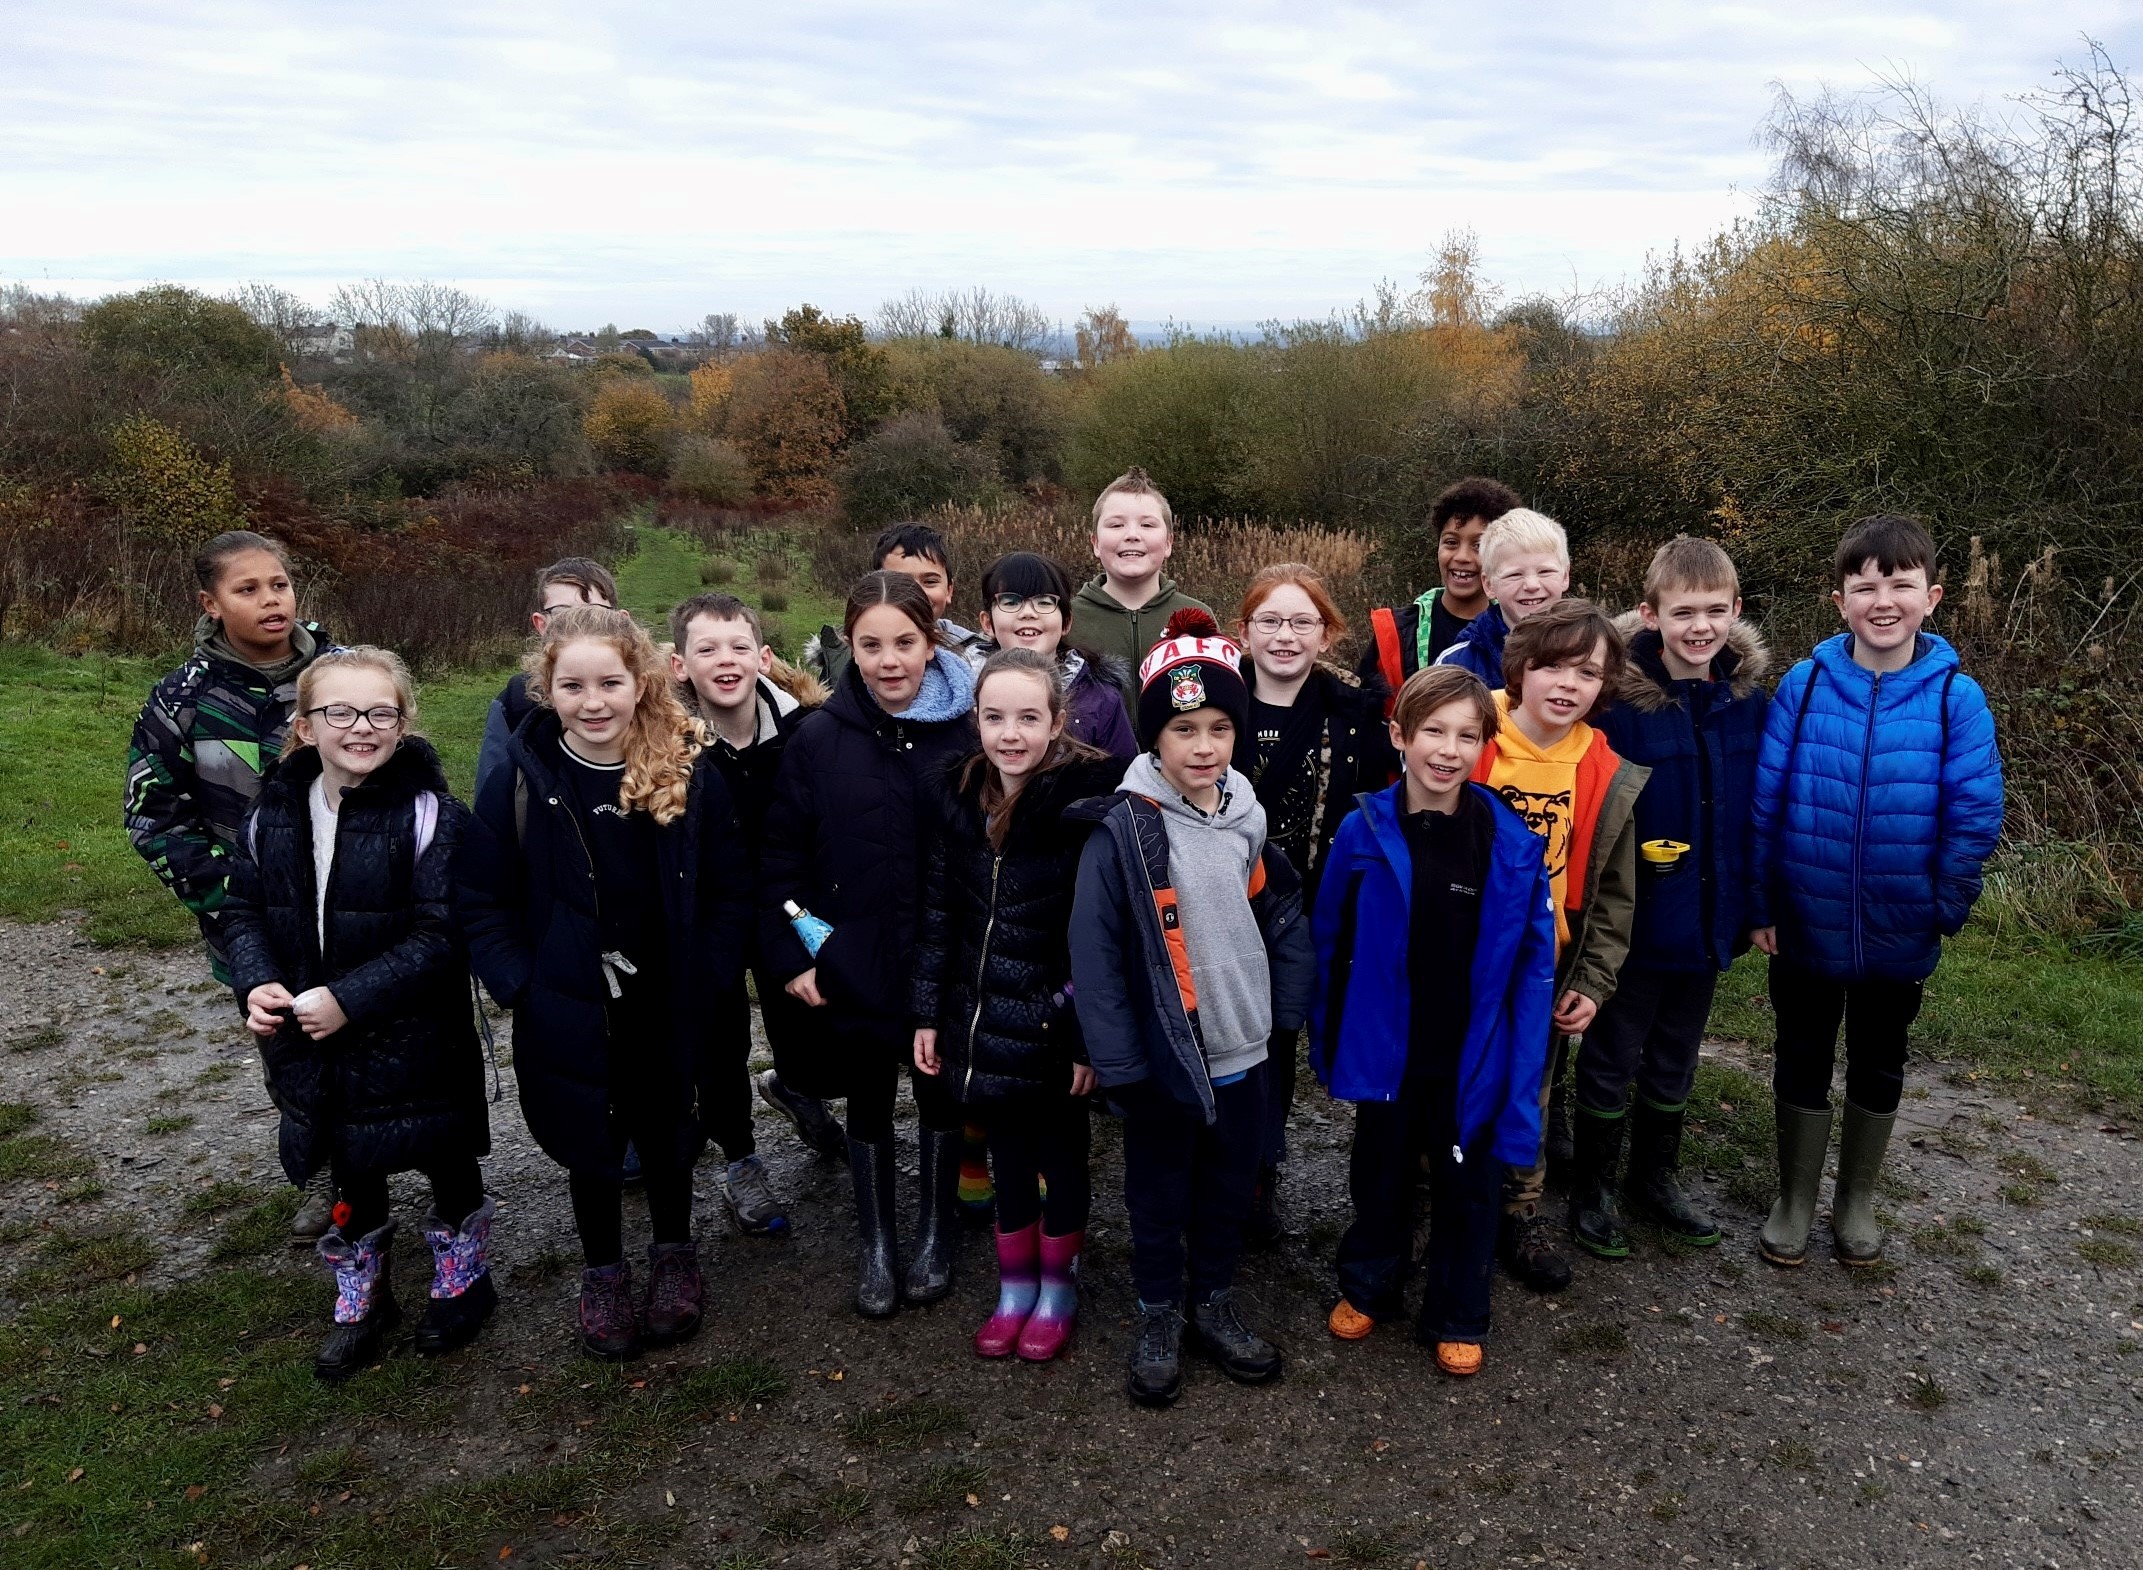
[1640,838,1690,866]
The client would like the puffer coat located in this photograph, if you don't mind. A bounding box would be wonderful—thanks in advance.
[221,738,489,1186]
[1749,631,2004,982]
[912,751,1127,1105]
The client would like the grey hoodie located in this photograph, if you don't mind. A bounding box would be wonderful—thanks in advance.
[1119,751,1272,1081]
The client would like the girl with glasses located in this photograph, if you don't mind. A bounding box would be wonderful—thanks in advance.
[975,552,1137,762]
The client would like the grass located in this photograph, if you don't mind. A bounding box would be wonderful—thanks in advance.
[1679,1061,1775,1211]
[675,1355,789,1412]
[913,1530,1033,1570]
[0,1103,94,1184]
[144,1112,196,1136]
[10,1226,155,1293]
[1903,1372,1949,1411]
[1552,1321,1630,1357]
[896,1462,990,1515]
[1741,1310,1808,1341]
[2078,1239,2138,1268]
[843,1398,966,1450]
[208,1187,299,1262]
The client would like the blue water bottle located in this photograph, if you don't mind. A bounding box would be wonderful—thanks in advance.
[783,899,833,957]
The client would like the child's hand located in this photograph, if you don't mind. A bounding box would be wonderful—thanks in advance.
[1070,1064,1097,1097]
[1551,989,1597,1035]
[785,968,826,1007]
[244,983,294,1037]
[292,987,348,1040]
[1748,926,1778,955]
[913,1028,940,1075]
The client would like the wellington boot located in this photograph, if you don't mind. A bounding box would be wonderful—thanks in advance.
[1830,1101,1897,1266]
[847,1135,900,1317]
[1627,1101,1721,1246]
[1567,1108,1630,1259]
[903,1125,961,1304]
[1759,1101,1833,1267]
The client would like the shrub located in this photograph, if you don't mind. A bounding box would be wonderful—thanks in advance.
[583,379,674,476]
[883,337,1068,485]
[836,412,1001,527]
[725,350,846,505]
[668,434,755,506]
[685,361,734,433]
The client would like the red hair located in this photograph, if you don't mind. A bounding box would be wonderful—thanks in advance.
[1236,562,1347,641]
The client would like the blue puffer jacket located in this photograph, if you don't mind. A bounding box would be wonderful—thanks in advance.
[1596,617,1771,973]
[1749,632,2003,982]
[1434,601,1512,687]
[1308,783,1556,1166]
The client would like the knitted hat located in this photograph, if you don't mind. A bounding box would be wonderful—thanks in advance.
[1136,608,1251,749]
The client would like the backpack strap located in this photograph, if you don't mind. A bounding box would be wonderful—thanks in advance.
[1368,607,1405,713]
[412,790,439,861]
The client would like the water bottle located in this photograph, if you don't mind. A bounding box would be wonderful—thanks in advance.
[783,899,833,957]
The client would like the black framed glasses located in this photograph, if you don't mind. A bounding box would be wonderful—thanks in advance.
[305,704,405,730]
[992,592,1063,615]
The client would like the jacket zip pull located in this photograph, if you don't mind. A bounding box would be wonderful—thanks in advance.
[599,950,639,999]
[1451,1144,1464,1165]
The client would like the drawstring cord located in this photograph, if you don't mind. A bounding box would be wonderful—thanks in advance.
[599,950,639,999]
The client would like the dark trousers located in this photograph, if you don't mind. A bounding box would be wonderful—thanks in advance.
[1120,1073,1266,1305]
[1769,957,1922,1116]
[984,1095,1093,1235]
[845,1054,962,1143]
[703,978,758,1161]
[570,1159,692,1268]
[333,1157,485,1239]
[1336,1080,1500,1340]
[1575,966,1716,1114]
[1258,1026,1300,1166]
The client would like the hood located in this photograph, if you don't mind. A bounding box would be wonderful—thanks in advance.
[194,613,321,686]
[1447,601,1509,653]
[676,674,800,744]
[1610,610,1772,712]
[1809,629,1960,695]
[1074,575,1180,616]
[1121,751,1268,845]
[261,733,449,808]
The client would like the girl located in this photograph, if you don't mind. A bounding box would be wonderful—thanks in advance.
[912,649,1121,1359]
[762,571,977,1316]
[975,552,1137,761]
[126,529,338,1240]
[1234,564,1396,1246]
[221,648,492,1381]
[459,606,753,1360]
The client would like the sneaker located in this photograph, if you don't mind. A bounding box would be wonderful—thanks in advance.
[1327,1298,1375,1342]
[1499,1212,1573,1293]
[720,1155,790,1237]
[1126,1300,1184,1407]
[1435,1341,1484,1377]
[579,1262,640,1361]
[290,1169,337,1246]
[642,1242,705,1347]
[1188,1288,1283,1384]
[755,1069,846,1159]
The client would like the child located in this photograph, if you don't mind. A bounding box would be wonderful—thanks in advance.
[1749,515,2002,1268]
[975,551,1138,759]
[761,572,979,1316]
[1068,467,1216,673]
[668,593,844,1236]
[1436,508,1571,687]
[473,557,616,800]
[1068,609,1314,1407]
[1312,665,1554,1376]
[1571,539,1770,1259]
[913,649,1123,1359]
[1469,598,1647,1293]
[126,529,335,1240]
[808,523,986,688]
[1361,477,1522,709]
[459,607,753,1360]
[222,648,493,1379]
[1234,564,1397,1245]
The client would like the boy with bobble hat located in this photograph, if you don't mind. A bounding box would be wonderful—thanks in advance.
[1068,609,1314,1408]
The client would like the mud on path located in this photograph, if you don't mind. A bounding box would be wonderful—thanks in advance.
[2,915,2139,1570]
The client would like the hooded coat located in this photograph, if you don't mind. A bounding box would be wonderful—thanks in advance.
[1433,600,1513,687]
[221,737,488,1186]
[1067,575,1216,676]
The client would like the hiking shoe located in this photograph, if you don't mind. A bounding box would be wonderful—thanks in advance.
[290,1169,337,1245]
[1126,1300,1184,1407]
[642,1242,705,1346]
[1245,1163,1283,1252]
[1499,1213,1573,1292]
[1188,1288,1283,1384]
[579,1262,639,1360]
[755,1069,846,1159]
[1435,1341,1484,1377]
[720,1155,790,1237]
[1328,1298,1375,1342]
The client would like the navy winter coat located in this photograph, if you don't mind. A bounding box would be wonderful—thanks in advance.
[1595,617,1771,973]
[1749,632,2003,982]
[1434,600,1512,687]
[222,738,488,1186]
[1308,783,1556,1166]
[455,709,752,1176]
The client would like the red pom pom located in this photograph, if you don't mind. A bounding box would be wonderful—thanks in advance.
[1164,607,1220,640]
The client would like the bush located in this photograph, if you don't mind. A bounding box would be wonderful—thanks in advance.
[882,338,1068,486]
[725,350,847,504]
[583,379,674,476]
[667,434,755,506]
[1063,337,1258,522]
[836,412,1001,527]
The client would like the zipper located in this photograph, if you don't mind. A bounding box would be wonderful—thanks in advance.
[553,790,609,976]
[963,852,1003,1101]
[1850,672,1881,975]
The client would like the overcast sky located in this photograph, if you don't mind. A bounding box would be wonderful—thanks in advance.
[5,3,2136,332]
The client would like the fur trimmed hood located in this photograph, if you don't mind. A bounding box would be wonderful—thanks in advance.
[1611,610,1771,713]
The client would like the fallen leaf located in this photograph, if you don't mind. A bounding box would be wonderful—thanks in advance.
[630,1380,647,1390]
[1050,1525,1071,1543]
[1821,1321,1847,1334]
[133,1343,148,1356]
[110,1316,121,1329]
[66,1468,84,1484]
[664,1491,674,1508]
[185,1485,206,1501]
[207,1404,223,1419]
[498,1549,513,1562]
[217,1378,235,1390]
[965,1493,980,1508]
[517,1384,531,1395]
[1307,1551,1332,1561]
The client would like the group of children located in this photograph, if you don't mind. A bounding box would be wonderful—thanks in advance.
[123,466,2004,1404]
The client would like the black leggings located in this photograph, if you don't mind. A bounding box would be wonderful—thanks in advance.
[569,1165,692,1269]
[983,1096,1093,1235]
[1769,957,1924,1116]
[333,1157,485,1240]
[845,1057,962,1144]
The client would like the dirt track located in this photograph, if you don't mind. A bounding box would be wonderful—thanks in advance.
[3,915,2139,1569]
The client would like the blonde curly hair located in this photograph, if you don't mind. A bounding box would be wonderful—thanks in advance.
[526,606,703,826]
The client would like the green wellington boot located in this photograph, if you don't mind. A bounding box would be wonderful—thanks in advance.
[1830,1101,1898,1266]
[1758,1101,1833,1267]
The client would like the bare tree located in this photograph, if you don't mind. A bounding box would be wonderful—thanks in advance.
[877,286,1054,352]
[690,312,743,354]
[227,281,320,356]
[489,311,555,354]
[328,279,496,345]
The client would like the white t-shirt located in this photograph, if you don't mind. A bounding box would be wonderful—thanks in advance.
[308,775,338,954]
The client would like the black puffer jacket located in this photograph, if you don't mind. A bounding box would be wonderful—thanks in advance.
[760,661,975,1092]
[1243,662,1396,911]
[912,751,1126,1106]
[222,738,489,1186]
[455,709,752,1176]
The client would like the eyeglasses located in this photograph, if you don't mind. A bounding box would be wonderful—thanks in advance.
[305,704,405,730]
[1248,613,1324,636]
[992,592,1063,615]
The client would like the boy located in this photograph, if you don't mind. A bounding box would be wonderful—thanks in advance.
[669,594,847,1234]
[1312,665,1555,1376]
[474,558,615,800]
[808,523,985,688]
[1068,609,1313,1407]
[1570,539,1770,1260]
[1361,476,1521,711]
[1749,515,2001,1268]
[1068,467,1215,674]
[1469,598,1647,1291]
[1436,508,1571,687]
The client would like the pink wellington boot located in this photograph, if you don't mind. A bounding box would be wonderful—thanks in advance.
[973,1221,1040,1357]
[1016,1228,1083,1362]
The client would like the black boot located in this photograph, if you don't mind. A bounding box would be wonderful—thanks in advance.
[1628,1100,1720,1246]
[847,1135,900,1318]
[315,1222,400,1382]
[414,1195,499,1356]
[1126,1300,1185,1407]
[1567,1109,1630,1260]
[1245,1163,1283,1252]
[903,1125,961,1305]
[1188,1287,1283,1384]
[1499,1211,1573,1292]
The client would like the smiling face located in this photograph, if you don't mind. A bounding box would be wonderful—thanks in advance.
[1092,492,1173,589]
[1642,583,1742,682]
[880,548,954,620]
[1154,709,1235,804]
[549,637,640,762]
[1438,516,1490,609]
[979,592,1066,658]
[199,548,296,662]
[1515,638,1609,747]
[977,667,1064,785]
[851,602,934,713]
[1834,559,1941,673]
[673,612,772,714]
[1488,547,1569,624]
[1241,581,1333,688]
[295,666,404,786]
[1392,697,1488,814]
